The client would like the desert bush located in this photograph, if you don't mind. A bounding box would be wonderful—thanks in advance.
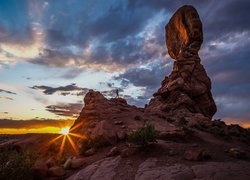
[128,124,159,146]
[0,148,36,180]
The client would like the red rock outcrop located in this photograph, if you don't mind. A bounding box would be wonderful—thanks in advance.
[146,5,216,119]
[70,90,144,146]
[70,5,217,146]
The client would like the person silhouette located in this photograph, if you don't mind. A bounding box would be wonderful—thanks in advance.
[116,89,119,98]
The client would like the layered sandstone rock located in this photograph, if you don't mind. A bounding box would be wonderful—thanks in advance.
[70,90,144,146]
[147,5,216,119]
[70,90,181,146]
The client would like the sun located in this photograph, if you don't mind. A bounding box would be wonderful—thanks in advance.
[60,127,70,135]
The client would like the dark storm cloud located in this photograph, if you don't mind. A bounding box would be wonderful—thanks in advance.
[88,2,155,42]
[0,119,73,129]
[204,36,250,119]
[31,84,89,96]
[33,48,82,67]
[0,89,16,95]
[202,0,250,43]
[45,103,83,117]
[116,61,170,89]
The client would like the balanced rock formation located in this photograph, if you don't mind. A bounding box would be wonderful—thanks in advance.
[70,5,217,146]
[147,5,216,119]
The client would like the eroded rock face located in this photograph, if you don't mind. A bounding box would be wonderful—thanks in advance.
[70,90,182,147]
[70,90,145,147]
[147,5,216,119]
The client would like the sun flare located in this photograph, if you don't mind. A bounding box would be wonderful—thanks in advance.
[60,127,70,135]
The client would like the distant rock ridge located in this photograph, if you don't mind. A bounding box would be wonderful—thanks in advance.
[70,5,217,144]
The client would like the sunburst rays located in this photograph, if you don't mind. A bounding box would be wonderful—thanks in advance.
[47,125,85,159]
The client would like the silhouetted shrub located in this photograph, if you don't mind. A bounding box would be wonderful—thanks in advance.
[128,124,159,146]
[0,148,36,180]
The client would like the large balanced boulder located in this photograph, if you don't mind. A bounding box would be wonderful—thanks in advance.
[166,5,203,60]
[147,5,216,120]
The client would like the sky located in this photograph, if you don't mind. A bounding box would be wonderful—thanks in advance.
[0,0,250,133]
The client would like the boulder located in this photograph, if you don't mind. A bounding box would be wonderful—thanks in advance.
[228,148,247,159]
[48,166,65,177]
[184,148,211,161]
[70,158,85,169]
[106,146,119,157]
[67,156,121,180]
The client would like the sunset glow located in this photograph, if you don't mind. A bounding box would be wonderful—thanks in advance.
[60,127,70,135]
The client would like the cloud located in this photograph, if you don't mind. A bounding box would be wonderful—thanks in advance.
[45,103,83,117]
[115,60,170,89]
[31,83,89,96]
[59,68,83,79]
[0,88,17,95]
[0,119,73,129]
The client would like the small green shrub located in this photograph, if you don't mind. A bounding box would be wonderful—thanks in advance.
[128,124,159,146]
[0,148,36,180]
[178,117,188,126]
